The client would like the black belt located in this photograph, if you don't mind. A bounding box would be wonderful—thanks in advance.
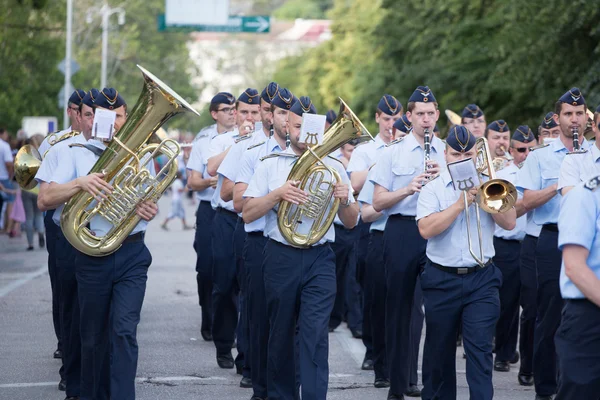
[123,232,145,244]
[247,231,263,237]
[430,259,492,275]
[389,214,416,221]
[542,223,558,233]
[216,207,238,219]
[494,236,521,244]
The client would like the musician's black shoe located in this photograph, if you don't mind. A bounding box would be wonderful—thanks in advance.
[250,396,266,400]
[240,376,252,388]
[387,393,404,399]
[404,385,421,397]
[361,357,374,370]
[494,360,510,372]
[64,397,80,400]
[54,349,63,359]
[534,395,553,400]
[351,328,363,339]
[216,353,234,369]
[58,379,66,391]
[201,329,212,341]
[374,378,390,388]
[510,350,520,364]
[518,373,534,386]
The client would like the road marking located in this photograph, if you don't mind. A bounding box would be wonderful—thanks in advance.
[0,376,228,389]
[0,265,47,298]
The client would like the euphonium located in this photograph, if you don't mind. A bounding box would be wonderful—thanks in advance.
[61,65,199,257]
[277,98,372,248]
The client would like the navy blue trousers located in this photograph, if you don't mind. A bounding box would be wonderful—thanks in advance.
[555,300,600,400]
[421,261,502,400]
[383,216,426,395]
[263,240,336,400]
[493,237,521,362]
[356,219,373,360]
[519,234,537,376]
[409,276,424,386]
[44,209,63,380]
[533,227,562,396]
[211,208,239,356]
[76,236,151,400]
[55,229,81,397]
[193,201,214,333]
[234,218,248,376]
[245,232,269,398]
[329,224,361,331]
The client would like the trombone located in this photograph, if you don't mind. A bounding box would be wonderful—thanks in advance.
[463,137,517,267]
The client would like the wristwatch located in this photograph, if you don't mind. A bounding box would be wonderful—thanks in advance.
[341,197,351,207]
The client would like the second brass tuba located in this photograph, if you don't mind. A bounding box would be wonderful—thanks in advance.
[277,99,372,248]
[60,65,199,256]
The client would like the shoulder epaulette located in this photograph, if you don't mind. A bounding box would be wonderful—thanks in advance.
[529,143,549,151]
[247,141,265,150]
[584,175,600,191]
[194,125,215,141]
[385,137,405,147]
[260,152,298,162]
[45,130,60,139]
[235,134,252,144]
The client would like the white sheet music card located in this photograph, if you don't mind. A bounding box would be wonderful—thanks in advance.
[447,158,480,191]
[300,114,326,146]
[92,108,117,140]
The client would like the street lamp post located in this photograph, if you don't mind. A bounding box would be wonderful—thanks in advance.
[63,0,73,130]
[87,2,125,89]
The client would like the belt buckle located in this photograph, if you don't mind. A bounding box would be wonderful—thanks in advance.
[457,267,469,275]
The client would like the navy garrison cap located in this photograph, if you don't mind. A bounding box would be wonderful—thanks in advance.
[94,88,126,110]
[290,96,316,116]
[558,87,586,106]
[446,125,476,152]
[512,125,535,143]
[210,92,235,105]
[393,114,412,133]
[238,88,260,105]
[68,89,86,106]
[462,104,484,119]
[408,86,436,103]
[326,110,337,124]
[260,82,279,104]
[541,112,559,129]
[595,104,600,113]
[81,88,99,108]
[487,120,509,133]
[378,94,402,116]
[272,88,295,110]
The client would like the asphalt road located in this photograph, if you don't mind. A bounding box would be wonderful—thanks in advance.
[0,195,536,399]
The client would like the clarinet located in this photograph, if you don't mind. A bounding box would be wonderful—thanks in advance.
[422,128,431,185]
[572,126,580,151]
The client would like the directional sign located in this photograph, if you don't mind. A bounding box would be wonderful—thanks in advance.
[157,14,270,33]
[57,59,80,76]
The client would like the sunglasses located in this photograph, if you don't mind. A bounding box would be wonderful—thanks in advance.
[512,146,534,153]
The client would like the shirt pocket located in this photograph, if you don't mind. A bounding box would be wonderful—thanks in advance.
[540,166,559,187]
[391,166,417,191]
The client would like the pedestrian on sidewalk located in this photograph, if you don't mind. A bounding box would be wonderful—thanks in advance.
[161,170,191,230]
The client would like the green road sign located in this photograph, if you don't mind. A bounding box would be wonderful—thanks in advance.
[157,14,270,33]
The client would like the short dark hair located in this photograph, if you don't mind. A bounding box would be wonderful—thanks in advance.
[209,102,221,113]
[407,101,438,113]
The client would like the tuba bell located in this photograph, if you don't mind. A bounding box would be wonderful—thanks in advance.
[60,65,199,257]
[277,99,372,248]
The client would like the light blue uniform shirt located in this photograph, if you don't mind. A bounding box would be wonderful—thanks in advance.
[347,134,386,173]
[417,170,496,268]
[494,163,526,241]
[370,133,446,216]
[558,178,600,299]
[186,125,219,202]
[525,213,542,237]
[236,136,284,233]
[357,169,387,232]
[209,130,238,211]
[558,143,600,192]
[517,137,589,225]
[38,126,72,159]
[244,147,355,246]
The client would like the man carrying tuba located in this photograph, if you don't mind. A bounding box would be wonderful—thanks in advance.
[242,96,358,400]
[416,126,516,400]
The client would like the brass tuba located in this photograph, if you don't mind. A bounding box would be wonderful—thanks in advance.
[277,98,372,248]
[61,65,199,256]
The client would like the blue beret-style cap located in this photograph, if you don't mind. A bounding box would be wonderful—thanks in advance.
[487,120,509,133]
[558,87,585,106]
[540,112,558,129]
[290,96,317,117]
[271,88,295,110]
[238,88,260,105]
[512,125,535,143]
[393,114,412,133]
[446,125,476,152]
[94,88,126,110]
[462,104,484,119]
[68,89,86,106]
[326,109,337,124]
[260,82,279,104]
[408,86,436,104]
[378,94,402,116]
[211,92,236,105]
[81,88,99,108]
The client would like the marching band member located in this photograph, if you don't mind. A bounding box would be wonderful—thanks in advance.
[484,120,511,161]
[417,125,516,400]
[461,104,486,138]
[233,85,290,400]
[555,175,600,399]
[38,89,85,157]
[492,126,535,373]
[187,92,237,343]
[243,96,358,400]
[371,86,445,400]
[517,88,591,400]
